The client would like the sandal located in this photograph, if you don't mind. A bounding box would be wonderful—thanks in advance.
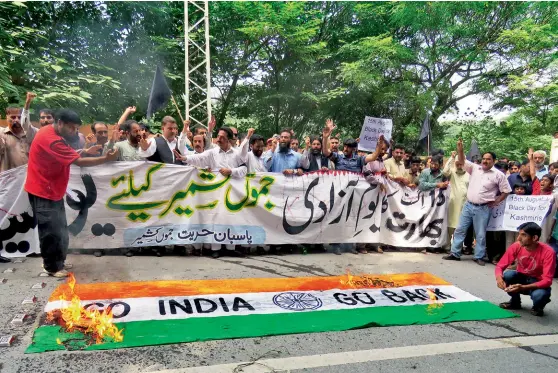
[499,302,521,310]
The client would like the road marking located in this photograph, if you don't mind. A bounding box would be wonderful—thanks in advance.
[153,334,558,373]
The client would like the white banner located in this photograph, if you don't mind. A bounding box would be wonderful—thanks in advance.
[357,116,393,152]
[0,162,450,256]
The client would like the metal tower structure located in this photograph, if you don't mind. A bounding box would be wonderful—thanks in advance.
[184,0,211,128]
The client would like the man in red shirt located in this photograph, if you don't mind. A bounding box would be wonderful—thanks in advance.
[25,109,118,277]
[495,222,556,316]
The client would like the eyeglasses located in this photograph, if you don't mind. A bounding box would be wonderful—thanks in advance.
[9,116,21,120]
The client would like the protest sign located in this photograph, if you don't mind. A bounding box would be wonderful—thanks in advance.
[0,163,449,257]
[487,194,553,231]
[357,117,393,152]
[502,195,552,230]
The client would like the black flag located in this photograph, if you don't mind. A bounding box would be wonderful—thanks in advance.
[147,65,172,119]
[467,139,481,161]
[417,113,431,154]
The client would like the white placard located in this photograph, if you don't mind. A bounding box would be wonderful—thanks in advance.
[487,194,553,231]
[502,195,553,230]
[357,116,393,152]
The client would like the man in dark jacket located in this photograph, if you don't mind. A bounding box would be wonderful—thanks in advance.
[138,116,184,164]
[301,136,331,172]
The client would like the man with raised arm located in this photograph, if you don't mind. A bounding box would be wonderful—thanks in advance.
[322,119,378,254]
[443,138,511,266]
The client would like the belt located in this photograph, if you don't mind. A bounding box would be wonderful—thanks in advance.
[468,201,488,207]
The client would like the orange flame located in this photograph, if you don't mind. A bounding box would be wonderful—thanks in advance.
[426,288,443,313]
[48,273,123,344]
[340,269,399,288]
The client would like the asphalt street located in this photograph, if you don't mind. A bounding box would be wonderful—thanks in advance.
[1,250,557,373]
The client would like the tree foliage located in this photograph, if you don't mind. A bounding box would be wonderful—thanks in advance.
[0,1,556,147]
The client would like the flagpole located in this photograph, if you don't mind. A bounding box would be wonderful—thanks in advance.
[171,95,186,123]
[427,133,430,156]
[184,0,189,121]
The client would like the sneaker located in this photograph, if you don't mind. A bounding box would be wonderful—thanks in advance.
[442,254,461,261]
[125,250,134,257]
[211,251,220,259]
[473,258,486,266]
[333,246,341,255]
[376,247,384,254]
[349,248,358,254]
[47,269,70,278]
[94,250,103,257]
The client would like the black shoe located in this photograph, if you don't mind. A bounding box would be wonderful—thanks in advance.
[531,307,544,317]
[442,254,460,261]
[93,250,103,257]
[231,250,246,258]
[0,256,11,263]
[473,258,486,266]
[211,251,220,259]
[125,250,134,257]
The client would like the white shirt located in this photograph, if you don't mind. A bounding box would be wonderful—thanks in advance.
[138,135,184,162]
[247,151,267,172]
[182,146,247,178]
[20,108,39,142]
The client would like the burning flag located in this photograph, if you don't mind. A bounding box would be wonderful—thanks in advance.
[45,273,123,348]
[27,272,516,353]
[426,287,444,313]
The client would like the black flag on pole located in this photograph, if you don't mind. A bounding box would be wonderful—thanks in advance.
[467,139,481,161]
[417,113,431,154]
[147,65,172,119]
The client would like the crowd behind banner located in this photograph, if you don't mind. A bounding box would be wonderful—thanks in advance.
[1,92,558,275]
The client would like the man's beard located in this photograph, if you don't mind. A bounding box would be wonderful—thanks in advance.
[455,168,466,175]
[130,136,140,146]
[64,133,79,143]
[311,149,321,156]
[9,122,22,132]
[535,161,545,168]
[279,142,290,153]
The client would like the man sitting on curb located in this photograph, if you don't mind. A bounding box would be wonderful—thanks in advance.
[495,222,556,316]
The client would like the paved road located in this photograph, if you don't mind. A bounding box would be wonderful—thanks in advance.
[1,251,557,373]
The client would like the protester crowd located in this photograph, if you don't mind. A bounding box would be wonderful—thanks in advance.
[1,92,556,316]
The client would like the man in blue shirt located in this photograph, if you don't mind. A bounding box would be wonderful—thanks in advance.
[322,120,376,173]
[262,129,303,175]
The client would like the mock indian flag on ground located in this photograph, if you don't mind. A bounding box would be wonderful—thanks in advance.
[26,272,516,353]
